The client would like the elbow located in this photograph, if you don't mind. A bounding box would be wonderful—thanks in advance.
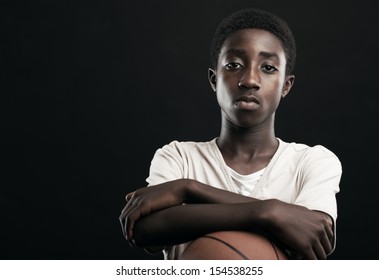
[132,219,164,255]
[132,214,168,249]
[132,218,154,248]
[130,216,165,256]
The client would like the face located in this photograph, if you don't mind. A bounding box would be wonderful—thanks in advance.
[209,28,294,129]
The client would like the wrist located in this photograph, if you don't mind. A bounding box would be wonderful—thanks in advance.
[256,199,280,231]
[182,179,210,204]
[181,179,197,203]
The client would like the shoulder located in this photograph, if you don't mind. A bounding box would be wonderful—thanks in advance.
[277,138,342,171]
[156,139,217,157]
[147,139,218,185]
[279,138,339,158]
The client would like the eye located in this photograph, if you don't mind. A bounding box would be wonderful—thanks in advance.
[261,65,278,73]
[225,62,243,70]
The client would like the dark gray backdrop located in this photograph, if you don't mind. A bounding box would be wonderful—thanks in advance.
[2,0,378,259]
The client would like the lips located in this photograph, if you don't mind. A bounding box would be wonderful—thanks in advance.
[233,95,260,110]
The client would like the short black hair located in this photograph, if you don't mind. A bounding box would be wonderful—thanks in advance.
[210,8,296,75]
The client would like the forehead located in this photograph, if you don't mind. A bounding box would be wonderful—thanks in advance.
[220,28,285,59]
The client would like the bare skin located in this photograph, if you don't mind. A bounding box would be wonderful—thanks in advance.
[119,29,334,259]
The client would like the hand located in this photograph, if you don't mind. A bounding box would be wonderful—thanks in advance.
[119,179,190,243]
[264,199,334,259]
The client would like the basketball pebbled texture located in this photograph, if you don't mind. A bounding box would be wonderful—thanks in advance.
[179,231,288,260]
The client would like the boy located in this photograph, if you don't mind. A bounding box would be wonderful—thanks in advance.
[119,8,342,260]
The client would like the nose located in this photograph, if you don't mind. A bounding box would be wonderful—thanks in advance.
[238,67,261,90]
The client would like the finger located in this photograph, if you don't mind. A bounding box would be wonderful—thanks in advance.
[126,220,134,247]
[120,198,140,240]
[303,246,317,260]
[119,204,130,238]
[126,209,142,245]
[120,201,134,238]
[126,192,135,202]
[120,212,131,240]
[312,241,327,260]
[120,201,132,219]
[120,192,144,222]
[320,229,333,256]
[119,213,126,238]
[126,213,134,241]
[325,220,334,244]
[120,206,134,244]
[123,201,144,241]
[125,200,153,243]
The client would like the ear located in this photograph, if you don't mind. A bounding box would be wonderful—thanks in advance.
[208,68,217,92]
[281,75,295,98]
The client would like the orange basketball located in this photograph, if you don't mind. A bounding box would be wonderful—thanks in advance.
[179,231,288,260]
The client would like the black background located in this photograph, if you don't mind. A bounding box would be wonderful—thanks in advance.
[2,0,378,259]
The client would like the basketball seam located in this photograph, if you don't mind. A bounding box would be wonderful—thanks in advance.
[268,240,280,260]
[201,235,249,260]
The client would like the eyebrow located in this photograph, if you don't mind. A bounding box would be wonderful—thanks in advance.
[259,51,279,60]
[225,49,279,60]
[225,48,246,55]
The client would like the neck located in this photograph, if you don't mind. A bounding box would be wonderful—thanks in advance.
[216,116,278,158]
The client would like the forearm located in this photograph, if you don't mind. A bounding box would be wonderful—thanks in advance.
[120,179,259,245]
[122,179,334,259]
[133,201,266,248]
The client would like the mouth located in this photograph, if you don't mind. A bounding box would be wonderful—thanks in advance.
[233,95,260,110]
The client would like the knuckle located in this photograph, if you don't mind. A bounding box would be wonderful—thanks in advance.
[139,199,151,210]
[130,211,141,221]
[134,188,145,196]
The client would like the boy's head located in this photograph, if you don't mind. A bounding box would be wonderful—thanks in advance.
[210,8,296,75]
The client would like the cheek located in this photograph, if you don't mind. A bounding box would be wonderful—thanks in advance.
[216,76,235,99]
[215,88,230,109]
[263,79,284,107]
[216,74,235,89]
[266,75,285,94]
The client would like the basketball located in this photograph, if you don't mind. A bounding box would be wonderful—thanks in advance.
[179,231,288,260]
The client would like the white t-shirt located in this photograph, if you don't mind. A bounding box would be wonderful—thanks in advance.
[227,166,265,196]
[146,138,342,259]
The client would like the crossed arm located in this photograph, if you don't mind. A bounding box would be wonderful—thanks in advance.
[119,179,334,260]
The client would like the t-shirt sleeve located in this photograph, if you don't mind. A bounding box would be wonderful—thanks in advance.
[146,141,185,186]
[293,145,342,255]
[294,145,342,220]
[143,141,186,257]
